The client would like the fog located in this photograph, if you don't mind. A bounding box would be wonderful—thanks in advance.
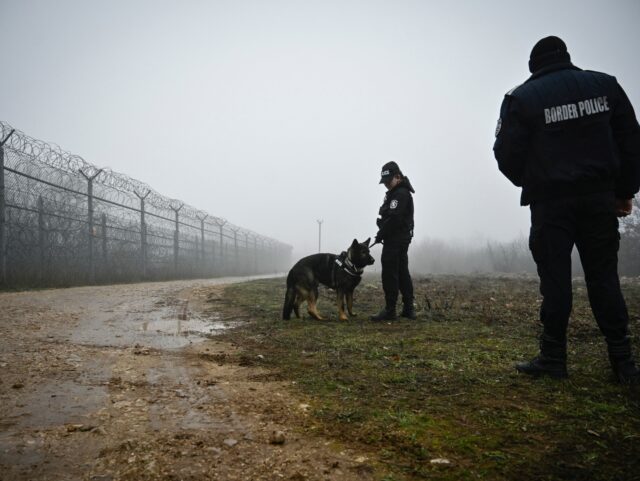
[2,0,639,261]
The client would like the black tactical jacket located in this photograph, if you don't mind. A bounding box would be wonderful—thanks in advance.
[494,62,640,205]
[376,178,415,244]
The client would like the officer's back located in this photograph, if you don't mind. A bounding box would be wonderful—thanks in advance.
[493,35,640,384]
[494,42,640,206]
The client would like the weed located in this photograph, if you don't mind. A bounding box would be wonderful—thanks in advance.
[215,275,640,481]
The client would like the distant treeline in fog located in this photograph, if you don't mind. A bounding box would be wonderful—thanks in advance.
[411,200,640,276]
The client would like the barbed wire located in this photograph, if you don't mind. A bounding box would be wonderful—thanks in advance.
[1,121,288,244]
[0,121,291,286]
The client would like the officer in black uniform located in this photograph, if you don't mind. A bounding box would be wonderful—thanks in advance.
[494,36,640,383]
[370,161,417,321]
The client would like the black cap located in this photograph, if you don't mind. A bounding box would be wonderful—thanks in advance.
[379,161,402,184]
[529,36,571,73]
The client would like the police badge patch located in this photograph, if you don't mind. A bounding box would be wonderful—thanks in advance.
[495,118,502,137]
[390,199,398,209]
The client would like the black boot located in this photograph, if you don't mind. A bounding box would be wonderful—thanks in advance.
[608,338,640,384]
[611,359,640,384]
[515,356,568,379]
[400,302,417,320]
[516,334,568,379]
[370,306,397,321]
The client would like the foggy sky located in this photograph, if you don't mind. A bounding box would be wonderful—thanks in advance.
[2,0,639,257]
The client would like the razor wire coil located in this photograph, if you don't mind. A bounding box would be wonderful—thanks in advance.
[0,121,291,286]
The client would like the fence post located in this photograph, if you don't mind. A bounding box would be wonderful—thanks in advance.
[134,190,150,279]
[171,204,183,276]
[232,228,239,275]
[254,236,258,274]
[101,214,107,279]
[215,219,227,273]
[80,169,102,284]
[38,196,45,284]
[0,129,14,287]
[244,233,250,274]
[194,234,199,274]
[196,214,207,274]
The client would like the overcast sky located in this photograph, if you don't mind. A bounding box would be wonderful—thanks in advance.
[2,0,639,256]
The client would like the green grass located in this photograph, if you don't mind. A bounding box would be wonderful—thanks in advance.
[213,275,640,481]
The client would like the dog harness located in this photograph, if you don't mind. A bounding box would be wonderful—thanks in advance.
[330,251,363,289]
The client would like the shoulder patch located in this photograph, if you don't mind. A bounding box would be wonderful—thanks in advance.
[506,83,523,96]
[390,199,398,209]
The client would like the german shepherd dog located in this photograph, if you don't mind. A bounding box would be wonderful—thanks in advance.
[282,238,375,321]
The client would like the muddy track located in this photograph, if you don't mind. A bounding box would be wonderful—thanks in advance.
[0,278,375,481]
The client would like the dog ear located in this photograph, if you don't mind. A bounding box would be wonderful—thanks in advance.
[352,238,358,248]
[364,237,371,246]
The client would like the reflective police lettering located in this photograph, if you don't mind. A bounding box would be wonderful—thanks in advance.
[570,104,578,118]
[578,101,586,116]
[545,96,609,124]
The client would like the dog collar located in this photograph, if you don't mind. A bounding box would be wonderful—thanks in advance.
[336,252,363,277]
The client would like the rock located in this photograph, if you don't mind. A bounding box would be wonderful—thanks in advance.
[90,475,113,481]
[223,438,238,447]
[269,430,286,445]
[430,458,451,465]
[66,424,90,432]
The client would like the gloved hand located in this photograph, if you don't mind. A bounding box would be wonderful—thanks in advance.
[616,198,633,217]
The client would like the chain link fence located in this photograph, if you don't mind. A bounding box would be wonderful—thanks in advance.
[0,121,291,288]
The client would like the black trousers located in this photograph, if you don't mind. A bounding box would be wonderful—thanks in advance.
[529,191,630,351]
[381,241,414,309]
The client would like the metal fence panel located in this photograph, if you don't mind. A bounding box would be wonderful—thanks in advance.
[0,121,291,287]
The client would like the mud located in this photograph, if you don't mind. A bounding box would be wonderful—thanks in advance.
[0,277,375,481]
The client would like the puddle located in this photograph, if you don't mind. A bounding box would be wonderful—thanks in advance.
[7,380,107,430]
[0,432,45,466]
[141,315,227,336]
[146,363,243,432]
[139,313,237,349]
[71,299,237,350]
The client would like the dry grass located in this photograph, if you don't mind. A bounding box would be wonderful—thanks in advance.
[214,274,640,481]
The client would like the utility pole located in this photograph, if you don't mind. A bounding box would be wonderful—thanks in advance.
[317,219,323,253]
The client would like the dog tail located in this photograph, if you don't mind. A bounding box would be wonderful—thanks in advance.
[282,279,296,320]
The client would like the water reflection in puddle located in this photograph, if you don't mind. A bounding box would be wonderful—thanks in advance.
[141,314,233,339]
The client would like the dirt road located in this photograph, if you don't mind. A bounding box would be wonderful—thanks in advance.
[0,278,374,481]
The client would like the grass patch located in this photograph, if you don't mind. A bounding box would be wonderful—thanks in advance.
[214,275,640,480]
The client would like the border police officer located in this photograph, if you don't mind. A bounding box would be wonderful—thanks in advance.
[494,36,640,383]
[371,161,417,321]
